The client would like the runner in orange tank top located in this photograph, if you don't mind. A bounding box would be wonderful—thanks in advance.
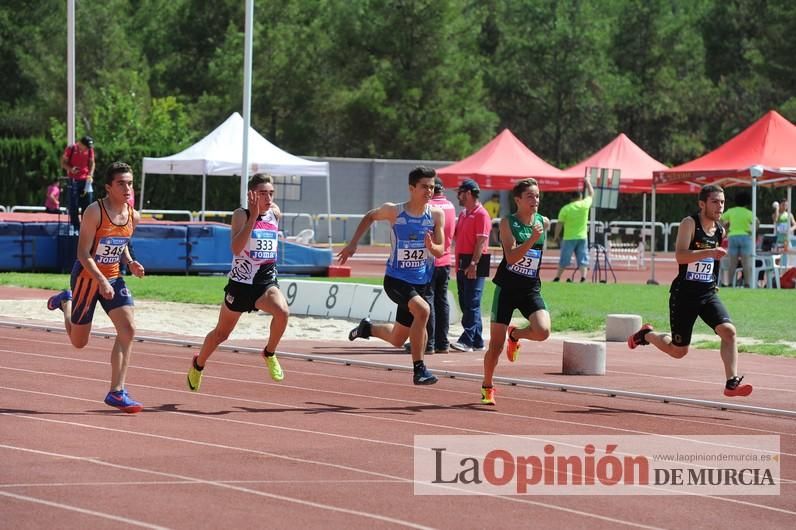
[47,161,147,413]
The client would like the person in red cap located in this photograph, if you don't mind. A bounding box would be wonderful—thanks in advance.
[451,178,491,352]
[60,135,96,231]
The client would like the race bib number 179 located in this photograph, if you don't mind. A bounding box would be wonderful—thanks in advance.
[686,259,714,282]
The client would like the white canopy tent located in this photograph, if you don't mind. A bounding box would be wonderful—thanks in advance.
[140,112,332,245]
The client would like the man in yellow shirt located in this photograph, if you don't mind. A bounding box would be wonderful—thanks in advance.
[553,176,593,282]
[720,191,757,287]
[484,193,501,246]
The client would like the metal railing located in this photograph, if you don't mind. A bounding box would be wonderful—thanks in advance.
[10,205,68,214]
[140,209,194,222]
[607,220,669,251]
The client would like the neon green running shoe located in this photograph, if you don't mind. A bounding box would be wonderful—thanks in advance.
[187,356,203,392]
[264,354,284,382]
[480,386,496,405]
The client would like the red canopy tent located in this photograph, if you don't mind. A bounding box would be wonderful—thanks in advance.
[652,110,796,287]
[436,129,581,191]
[654,110,796,188]
[566,133,698,194]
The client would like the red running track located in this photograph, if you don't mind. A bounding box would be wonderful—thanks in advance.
[1,320,794,529]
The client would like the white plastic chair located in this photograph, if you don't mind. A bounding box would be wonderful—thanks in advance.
[287,229,314,245]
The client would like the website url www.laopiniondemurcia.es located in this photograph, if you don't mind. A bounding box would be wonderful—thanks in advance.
[413,435,780,496]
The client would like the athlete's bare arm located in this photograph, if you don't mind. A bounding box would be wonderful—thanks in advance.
[674,216,725,264]
[337,203,398,265]
[77,203,115,299]
[426,207,445,258]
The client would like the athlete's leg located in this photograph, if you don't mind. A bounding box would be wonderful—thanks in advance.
[406,295,431,362]
[254,285,290,353]
[513,309,551,342]
[106,305,136,392]
[483,321,507,388]
[715,322,738,379]
[643,332,689,358]
[64,296,93,349]
[196,304,242,367]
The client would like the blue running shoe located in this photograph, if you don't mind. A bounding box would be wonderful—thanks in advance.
[47,289,72,311]
[413,363,438,385]
[104,389,143,413]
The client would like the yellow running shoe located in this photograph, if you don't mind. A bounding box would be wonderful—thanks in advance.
[506,325,520,362]
[264,354,284,382]
[480,386,496,405]
[187,356,203,392]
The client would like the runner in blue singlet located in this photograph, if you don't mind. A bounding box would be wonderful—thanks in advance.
[338,166,445,386]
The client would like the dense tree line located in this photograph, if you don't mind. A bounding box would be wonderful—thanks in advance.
[0,0,793,216]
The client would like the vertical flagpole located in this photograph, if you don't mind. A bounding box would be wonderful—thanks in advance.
[67,0,75,146]
[750,169,759,289]
[241,0,254,207]
[647,183,658,285]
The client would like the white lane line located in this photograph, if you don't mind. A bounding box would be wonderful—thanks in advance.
[0,440,666,530]
[0,443,434,530]
[0,490,170,529]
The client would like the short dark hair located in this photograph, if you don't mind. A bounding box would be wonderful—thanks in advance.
[104,161,132,185]
[512,178,539,198]
[80,135,94,147]
[408,166,436,187]
[698,184,723,203]
[248,173,273,190]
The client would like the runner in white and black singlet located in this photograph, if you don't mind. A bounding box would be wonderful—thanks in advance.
[338,166,445,386]
[628,184,753,397]
[479,179,551,405]
[186,174,289,392]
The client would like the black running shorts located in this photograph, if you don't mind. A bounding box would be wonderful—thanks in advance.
[668,288,732,347]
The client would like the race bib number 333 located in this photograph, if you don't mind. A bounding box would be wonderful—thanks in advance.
[249,229,278,261]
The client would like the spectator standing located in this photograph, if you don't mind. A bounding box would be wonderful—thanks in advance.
[451,179,491,352]
[553,176,593,283]
[484,192,502,246]
[60,135,95,231]
[44,177,61,214]
[720,191,757,287]
[425,176,456,353]
[773,199,796,268]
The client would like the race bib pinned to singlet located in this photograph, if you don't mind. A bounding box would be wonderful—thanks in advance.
[776,222,789,234]
[249,229,278,261]
[396,239,427,270]
[686,258,714,282]
[507,249,542,278]
[94,237,128,265]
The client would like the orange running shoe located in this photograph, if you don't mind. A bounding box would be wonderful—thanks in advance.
[480,386,496,405]
[724,376,753,397]
[506,325,520,362]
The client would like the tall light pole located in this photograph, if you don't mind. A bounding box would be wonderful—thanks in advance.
[67,0,76,145]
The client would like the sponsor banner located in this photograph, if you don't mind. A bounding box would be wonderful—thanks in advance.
[414,435,780,496]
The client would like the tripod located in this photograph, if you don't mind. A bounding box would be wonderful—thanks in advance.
[591,244,617,283]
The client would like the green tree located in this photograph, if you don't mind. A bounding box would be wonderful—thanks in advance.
[489,0,621,166]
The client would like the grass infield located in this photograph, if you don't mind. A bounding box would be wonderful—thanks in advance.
[2,272,793,356]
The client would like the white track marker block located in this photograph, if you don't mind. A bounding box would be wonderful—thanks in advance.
[562,340,606,375]
[605,313,642,342]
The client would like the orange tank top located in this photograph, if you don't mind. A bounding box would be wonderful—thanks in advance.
[89,199,134,280]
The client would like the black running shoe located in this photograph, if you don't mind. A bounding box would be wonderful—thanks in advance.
[348,318,372,341]
[413,363,438,385]
[627,323,653,349]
